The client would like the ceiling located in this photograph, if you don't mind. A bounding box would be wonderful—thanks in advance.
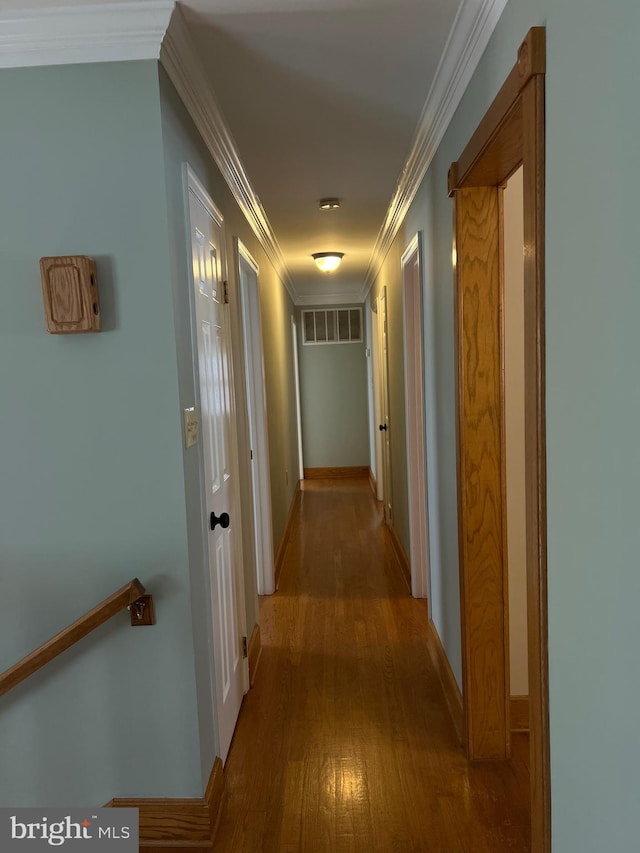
[181,0,459,303]
[0,0,498,304]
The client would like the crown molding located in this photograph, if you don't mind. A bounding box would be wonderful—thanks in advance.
[363,0,508,294]
[160,7,297,304]
[0,1,175,68]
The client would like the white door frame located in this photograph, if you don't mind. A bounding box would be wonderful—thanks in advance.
[183,164,249,761]
[377,287,392,523]
[291,315,304,481]
[236,238,276,596]
[401,233,430,600]
[370,300,384,501]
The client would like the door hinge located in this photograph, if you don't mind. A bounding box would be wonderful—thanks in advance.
[241,636,248,659]
[223,280,229,304]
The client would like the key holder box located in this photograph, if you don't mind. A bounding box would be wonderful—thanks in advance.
[40,255,102,334]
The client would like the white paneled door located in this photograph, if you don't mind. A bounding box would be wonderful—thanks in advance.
[187,171,245,764]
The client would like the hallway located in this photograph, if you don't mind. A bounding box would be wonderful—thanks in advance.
[215,479,530,852]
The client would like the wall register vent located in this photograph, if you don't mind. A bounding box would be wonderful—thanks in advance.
[302,308,362,345]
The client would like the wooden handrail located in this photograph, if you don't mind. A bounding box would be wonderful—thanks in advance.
[0,578,147,698]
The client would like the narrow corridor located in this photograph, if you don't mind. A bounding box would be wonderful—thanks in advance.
[215,479,530,852]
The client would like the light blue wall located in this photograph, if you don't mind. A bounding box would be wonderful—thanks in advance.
[544,3,640,850]
[298,308,370,469]
[373,0,640,848]
[0,62,202,804]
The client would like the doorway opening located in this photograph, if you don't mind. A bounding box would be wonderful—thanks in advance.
[449,27,549,851]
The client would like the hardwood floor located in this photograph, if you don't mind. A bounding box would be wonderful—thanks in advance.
[215,479,530,852]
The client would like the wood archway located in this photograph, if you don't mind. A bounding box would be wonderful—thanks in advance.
[449,27,550,852]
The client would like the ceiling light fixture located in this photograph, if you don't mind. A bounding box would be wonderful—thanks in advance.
[312,252,344,273]
[319,197,340,210]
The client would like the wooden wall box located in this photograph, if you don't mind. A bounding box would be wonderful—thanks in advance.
[40,255,101,334]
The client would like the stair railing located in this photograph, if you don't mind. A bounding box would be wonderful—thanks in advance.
[0,578,154,697]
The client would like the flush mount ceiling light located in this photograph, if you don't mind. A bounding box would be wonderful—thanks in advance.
[312,252,344,273]
[319,197,340,210]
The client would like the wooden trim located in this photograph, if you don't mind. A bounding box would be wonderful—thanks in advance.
[303,466,369,480]
[450,26,550,851]
[204,758,224,844]
[522,68,550,853]
[455,185,508,760]
[498,185,512,758]
[274,482,301,588]
[0,579,146,698]
[427,619,463,743]
[107,758,224,850]
[510,695,530,732]
[247,623,262,687]
[368,467,377,498]
[448,27,545,194]
[386,522,411,592]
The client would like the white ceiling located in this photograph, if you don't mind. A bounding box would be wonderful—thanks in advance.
[181,0,459,302]
[0,0,503,304]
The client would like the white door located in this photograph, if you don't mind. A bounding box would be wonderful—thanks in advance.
[291,316,304,482]
[402,235,430,599]
[371,301,384,502]
[187,172,245,764]
[378,287,393,523]
[237,240,275,596]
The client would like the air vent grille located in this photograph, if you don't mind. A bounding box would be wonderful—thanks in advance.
[302,308,362,345]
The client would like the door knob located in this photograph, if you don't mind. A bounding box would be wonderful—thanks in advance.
[379,424,388,431]
[210,511,230,531]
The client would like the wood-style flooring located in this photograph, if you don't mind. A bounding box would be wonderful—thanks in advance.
[215,479,530,852]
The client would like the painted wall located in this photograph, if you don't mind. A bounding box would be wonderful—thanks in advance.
[503,168,528,697]
[158,65,301,776]
[372,0,640,847]
[0,61,202,805]
[298,307,370,469]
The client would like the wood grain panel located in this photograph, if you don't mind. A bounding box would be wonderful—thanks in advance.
[303,466,369,480]
[510,696,530,732]
[456,185,508,759]
[40,255,101,334]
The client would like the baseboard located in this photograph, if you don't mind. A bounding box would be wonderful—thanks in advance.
[386,521,411,591]
[368,467,377,497]
[303,466,369,479]
[106,757,224,850]
[274,481,301,587]
[248,623,262,687]
[510,695,530,732]
[427,619,464,744]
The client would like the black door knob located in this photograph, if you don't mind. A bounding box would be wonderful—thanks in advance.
[210,511,230,531]
[379,423,388,431]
